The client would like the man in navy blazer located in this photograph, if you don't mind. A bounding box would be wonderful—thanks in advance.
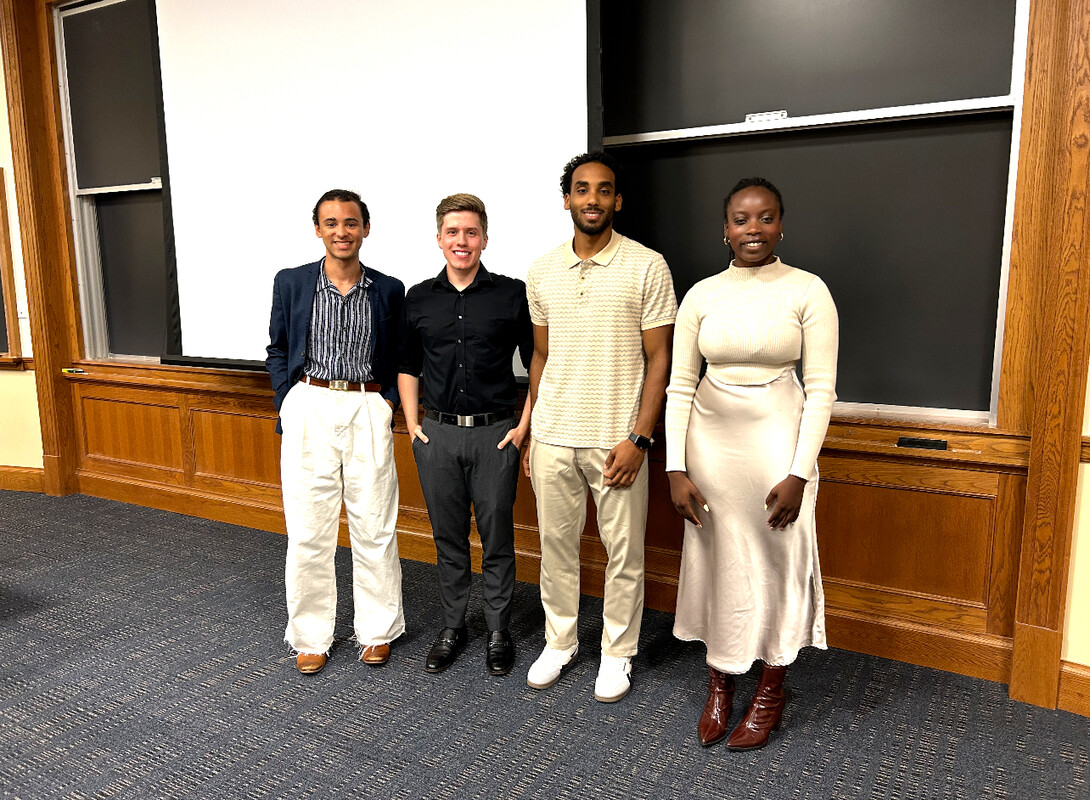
[266,189,406,675]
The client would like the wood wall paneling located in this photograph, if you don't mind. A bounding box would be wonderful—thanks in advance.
[189,399,282,489]
[79,390,185,483]
[818,456,998,603]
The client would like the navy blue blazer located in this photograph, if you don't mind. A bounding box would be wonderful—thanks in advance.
[266,259,405,433]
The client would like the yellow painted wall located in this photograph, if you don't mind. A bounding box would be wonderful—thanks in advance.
[0,370,42,467]
[1061,370,1090,668]
[1069,367,1090,667]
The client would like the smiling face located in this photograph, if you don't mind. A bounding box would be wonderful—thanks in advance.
[724,186,782,267]
[437,210,487,278]
[314,199,369,264]
[564,161,622,236]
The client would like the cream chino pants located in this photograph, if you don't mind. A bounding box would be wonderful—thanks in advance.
[529,439,648,658]
[279,380,405,655]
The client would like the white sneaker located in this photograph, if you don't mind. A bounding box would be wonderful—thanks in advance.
[526,643,579,689]
[594,655,632,703]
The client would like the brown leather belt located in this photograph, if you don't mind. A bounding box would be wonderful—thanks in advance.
[302,376,381,392]
[424,409,513,427]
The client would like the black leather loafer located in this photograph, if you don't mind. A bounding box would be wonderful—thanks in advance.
[425,626,467,673]
[486,629,515,676]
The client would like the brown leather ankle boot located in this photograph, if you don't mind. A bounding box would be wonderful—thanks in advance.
[726,663,786,751]
[698,666,735,746]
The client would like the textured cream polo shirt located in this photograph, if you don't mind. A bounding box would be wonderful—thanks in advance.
[527,230,677,449]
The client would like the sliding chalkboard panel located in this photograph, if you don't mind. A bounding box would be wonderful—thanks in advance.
[610,111,1012,411]
[96,192,168,357]
[62,0,162,189]
[602,0,1017,136]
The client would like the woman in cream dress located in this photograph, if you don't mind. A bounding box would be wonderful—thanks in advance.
[665,178,838,751]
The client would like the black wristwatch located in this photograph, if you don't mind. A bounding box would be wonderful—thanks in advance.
[628,432,653,451]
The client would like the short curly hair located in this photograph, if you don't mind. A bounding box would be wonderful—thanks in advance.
[560,151,623,196]
[312,189,369,227]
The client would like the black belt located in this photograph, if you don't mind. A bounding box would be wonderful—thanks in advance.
[424,409,513,427]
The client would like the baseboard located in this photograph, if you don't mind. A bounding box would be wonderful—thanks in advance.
[1058,661,1090,717]
[0,466,45,492]
[826,608,1012,683]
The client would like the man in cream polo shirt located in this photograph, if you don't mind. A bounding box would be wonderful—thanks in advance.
[525,152,676,702]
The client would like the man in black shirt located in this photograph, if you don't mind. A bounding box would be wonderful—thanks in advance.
[399,193,533,676]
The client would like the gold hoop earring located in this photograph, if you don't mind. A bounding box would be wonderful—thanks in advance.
[779,233,784,241]
[723,237,729,246]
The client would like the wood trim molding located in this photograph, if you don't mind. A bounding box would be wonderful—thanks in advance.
[1008,0,1090,708]
[827,610,1012,684]
[1081,437,1090,463]
[1058,662,1090,718]
[0,466,45,493]
[0,0,82,496]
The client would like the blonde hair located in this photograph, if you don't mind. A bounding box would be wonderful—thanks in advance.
[435,193,488,236]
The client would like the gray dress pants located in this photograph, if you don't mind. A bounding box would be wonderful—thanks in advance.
[412,415,520,631]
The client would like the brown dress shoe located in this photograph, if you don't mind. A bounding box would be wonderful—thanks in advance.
[698,666,735,746]
[727,663,787,751]
[360,643,390,666]
[296,652,327,675]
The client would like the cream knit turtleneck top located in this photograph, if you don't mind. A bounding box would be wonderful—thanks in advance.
[664,258,839,478]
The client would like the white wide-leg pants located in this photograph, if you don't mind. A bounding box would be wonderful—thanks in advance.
[279,381,405,655]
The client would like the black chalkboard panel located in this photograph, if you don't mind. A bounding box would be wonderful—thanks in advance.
[602,0,1017,136]
[62,0,162,189]
[96,192,167,357]
[610,111,1013,411]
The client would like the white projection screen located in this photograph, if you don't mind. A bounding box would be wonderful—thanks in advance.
[155,0,588,361]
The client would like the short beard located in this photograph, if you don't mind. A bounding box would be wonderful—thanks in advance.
[572,211,612,236]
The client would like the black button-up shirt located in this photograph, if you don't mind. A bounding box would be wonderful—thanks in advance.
[399,265,533,415]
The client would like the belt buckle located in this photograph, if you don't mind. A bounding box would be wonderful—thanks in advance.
[457,414,474,427]
[329,379,350,391]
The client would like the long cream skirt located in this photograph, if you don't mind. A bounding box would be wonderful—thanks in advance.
[673,369,827,674]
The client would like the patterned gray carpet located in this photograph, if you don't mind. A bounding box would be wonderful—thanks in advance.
[0,491,1087,799]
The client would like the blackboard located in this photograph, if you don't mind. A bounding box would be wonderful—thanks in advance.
[96,192,167,357]
[601,0,1017,136]
[62,0,163,189]
[610,112,1013,411]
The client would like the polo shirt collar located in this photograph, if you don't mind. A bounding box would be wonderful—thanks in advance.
[564,229,622,269]
[431,263,495,291]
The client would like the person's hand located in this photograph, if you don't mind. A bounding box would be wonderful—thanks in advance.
[521,443,531,478]
[668,471,708,527]
[384,398,396,412]
[410,424,429,444]
[604,438,645,488]
[765,475,806,530]
[498,425,528,450]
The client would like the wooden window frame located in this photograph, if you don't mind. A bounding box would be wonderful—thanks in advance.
[0,167,26,368]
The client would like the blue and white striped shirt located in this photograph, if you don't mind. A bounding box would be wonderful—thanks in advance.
[304,260,374,382]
